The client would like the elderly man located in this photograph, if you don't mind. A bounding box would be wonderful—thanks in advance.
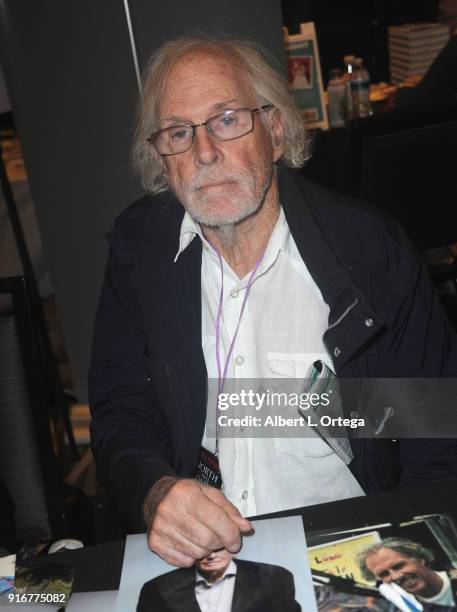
[89,36,457,567]
[137,548,300,611]
[358,538,457,608]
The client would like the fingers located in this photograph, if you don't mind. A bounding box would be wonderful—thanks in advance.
[154,505,221,555]
[146,478,251,565]
[203,486,253,532]
[148,531,195,567]
[198,487,254,552]
[186,499,241,554]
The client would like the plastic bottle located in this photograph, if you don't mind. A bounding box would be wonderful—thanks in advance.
[350,58,373,119]
[327,69,346,128]
[343,55,356,120]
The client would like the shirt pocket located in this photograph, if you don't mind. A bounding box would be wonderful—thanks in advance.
[267,351,335,381]
[267,352,321,378]
[273,437,334,460]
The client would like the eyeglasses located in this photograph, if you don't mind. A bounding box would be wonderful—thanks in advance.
[148,105,273,156]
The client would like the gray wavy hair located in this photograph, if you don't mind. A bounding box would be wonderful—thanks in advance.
[357,537,435,582]
[131,35,312,194]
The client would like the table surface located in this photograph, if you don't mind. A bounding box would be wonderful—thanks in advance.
[48,479,457,593]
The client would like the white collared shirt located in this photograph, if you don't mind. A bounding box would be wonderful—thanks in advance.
[195,560,237,612]
[175,208,364,516]
[420,571,455,606]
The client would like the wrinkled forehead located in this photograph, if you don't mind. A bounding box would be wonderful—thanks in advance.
[367,547,416,569]
[366,548,394,566]
[159,50,258,118]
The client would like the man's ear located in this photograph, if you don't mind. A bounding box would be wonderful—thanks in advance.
[268,108,286,162]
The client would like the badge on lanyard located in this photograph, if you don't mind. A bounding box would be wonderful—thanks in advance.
[196,244,263,492]
[195,446,223,489]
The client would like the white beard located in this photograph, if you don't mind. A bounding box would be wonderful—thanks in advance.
[171,164,273,229]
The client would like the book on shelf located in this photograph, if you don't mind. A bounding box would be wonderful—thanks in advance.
[389,46,438,60]
[388,21,450,83]
[388,21,450,41]
[389,39,448,55]
[390,57,434,72]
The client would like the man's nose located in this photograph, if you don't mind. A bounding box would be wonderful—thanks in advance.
[192,125,220,165]
[386,569,402,583]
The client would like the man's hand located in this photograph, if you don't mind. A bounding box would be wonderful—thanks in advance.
[144,477,253,567]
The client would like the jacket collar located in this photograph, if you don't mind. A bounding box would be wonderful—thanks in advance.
[278,166,384,370]
[279,165,359,317]
[231,560,263,611]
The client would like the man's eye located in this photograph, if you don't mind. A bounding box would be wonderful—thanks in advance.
[219,115,237,128]
[169,127,190,140]
[393,563,406,570]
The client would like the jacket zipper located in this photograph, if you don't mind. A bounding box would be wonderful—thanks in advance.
[324,297,360,367]
[327,297,359,331]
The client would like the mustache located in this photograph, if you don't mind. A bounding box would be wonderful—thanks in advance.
[395,573,418,587]
[187,169,252,192]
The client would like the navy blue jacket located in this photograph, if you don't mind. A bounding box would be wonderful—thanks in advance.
[89,167,457,530]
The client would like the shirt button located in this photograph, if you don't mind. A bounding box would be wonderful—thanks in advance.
[365,317,375,327]
[241,490,248,500]
[235,355,245,365]
[333,347,341,358]
[230,289,239,298]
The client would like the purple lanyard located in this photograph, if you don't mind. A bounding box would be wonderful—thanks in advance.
[209,242,263,454]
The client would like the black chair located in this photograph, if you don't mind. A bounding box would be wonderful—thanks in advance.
[303,114,457,328]
[358,119,457,329]
[358,118,457,250]
[0,276,66,546]
[304,111,457,240]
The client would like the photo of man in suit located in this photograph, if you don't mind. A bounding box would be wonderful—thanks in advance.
[137,548,301,611]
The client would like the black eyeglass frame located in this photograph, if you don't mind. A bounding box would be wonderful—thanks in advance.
[148,104,274,155]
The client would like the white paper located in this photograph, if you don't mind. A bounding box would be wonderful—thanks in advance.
[66,590,118,611]
[116,515,316,611]
[0,556,15,579]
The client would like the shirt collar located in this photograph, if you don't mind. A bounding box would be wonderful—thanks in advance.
[420,570,451,603]
[174,211,203,263]
[195,559,237,588]
[173,206,296,265]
